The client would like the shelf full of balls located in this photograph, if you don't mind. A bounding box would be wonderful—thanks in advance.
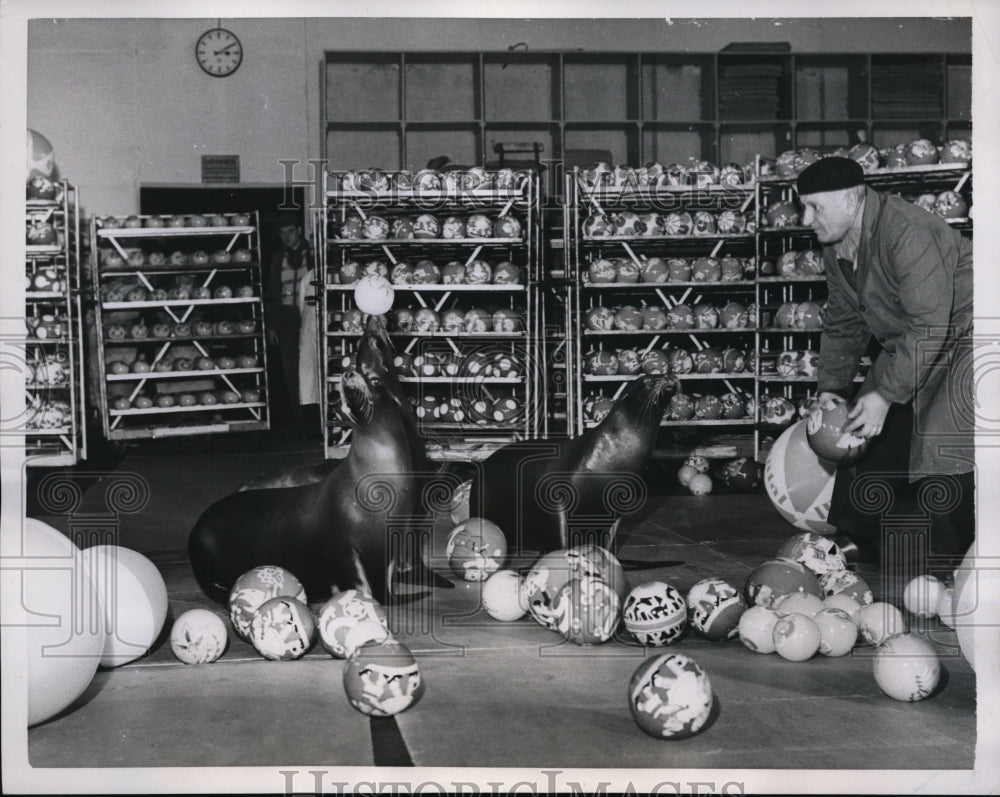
[25,172,88,466]
[565,163,759,457]
[319,168,544,454]
[88,212,270,440]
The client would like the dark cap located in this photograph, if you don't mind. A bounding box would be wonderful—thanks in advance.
[275,211,301,229]
[795,157,864,196]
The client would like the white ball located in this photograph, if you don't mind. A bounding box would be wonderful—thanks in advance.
[774,592,825,617]
[170,609,228,664]
[873,633,941,701]
[24,519,104,726]
[81,545,169,667]
[688,473,713,496]
[903,574,946,618]
[773,612,821,662]
[823,593,863,624]
[814,607,858,657]
[677,464,698,487]
[937,587,956,628]
[857,602,906,646]
[738,605,781,654]
[482,570,526,621]
[354,275,395,315]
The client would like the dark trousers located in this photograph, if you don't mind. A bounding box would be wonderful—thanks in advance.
[828,403,975,569]
[274,306,303,429]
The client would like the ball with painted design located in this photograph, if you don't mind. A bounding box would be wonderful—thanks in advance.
[775,532,848,578]
[622,581,688,646]
[343,639,424,717]
[170,609,229,664]
[806,396,869,465]
[628,653,713,739]
[774,591,825,617]
[447,518,507,582]
[824,593,864,624]
[764,419,837,533]
[318,589,391,659]
[228,565,308,641]
[482,570,526,621]
[820,569,874,606]
[553,576,621,645]
[686,577,746,641]
[738,605,781,654]
[744,557,823,609]
[249,597,317,661]
[873,633,941,701]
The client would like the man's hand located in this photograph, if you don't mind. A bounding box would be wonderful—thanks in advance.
[846,391,891,439]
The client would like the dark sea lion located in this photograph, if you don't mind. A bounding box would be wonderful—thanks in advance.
[188,316,442,604]
[469,375,679,557]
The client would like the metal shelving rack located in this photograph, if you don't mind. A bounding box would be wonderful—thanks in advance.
[25,180,87,465]
[89,213,269,441]
[319,169,544,460]
[565,167,758,460]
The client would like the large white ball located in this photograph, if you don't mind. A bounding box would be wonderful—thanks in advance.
[23,519,104,726]
[81,545,169,667]
[903,574,946,619]
[873,633,941,701]
[953,543,999,672]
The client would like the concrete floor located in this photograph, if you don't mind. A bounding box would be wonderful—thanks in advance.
[18,433,980,786]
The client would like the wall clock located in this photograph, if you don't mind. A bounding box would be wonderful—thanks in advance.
[196,27,243,77]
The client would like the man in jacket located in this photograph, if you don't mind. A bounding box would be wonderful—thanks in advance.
[795,156,974,571]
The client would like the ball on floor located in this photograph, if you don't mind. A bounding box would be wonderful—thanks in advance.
[857,602,906,646]
[686,577,746,641]
[774,591,825,617]
[745,557,823,609]
[903,574,946,619]
[738,605,781,654]
[775,532,847,577]
[628,653,713,739]
[773,613,821,661]
[622,581,687,646]
[820,569,874,606]
[24,519,104,726]
[481,570,526,621]
[446,517,507,581]
[250,596,316,661]
[81,545,169,667]
[228,565,307,641]
[813,607,858,657]
[552,575,621,645]
[688,473,713,496]
[170,609,229,664]
[343,639,423,717]
[317,589,391,658]
[873,633,941,701]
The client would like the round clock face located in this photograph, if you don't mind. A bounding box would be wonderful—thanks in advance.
[196,28,243,77]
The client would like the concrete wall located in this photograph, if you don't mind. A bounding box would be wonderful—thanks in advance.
[26,16,972,216]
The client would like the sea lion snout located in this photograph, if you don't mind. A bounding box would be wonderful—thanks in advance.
[340,369,373,424]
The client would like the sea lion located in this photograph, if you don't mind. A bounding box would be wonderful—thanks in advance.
[237,315,430,492]
[469,374,678,556]
[188,316,441,604]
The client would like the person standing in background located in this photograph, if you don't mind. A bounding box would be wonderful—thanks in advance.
[265,212,315,436]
